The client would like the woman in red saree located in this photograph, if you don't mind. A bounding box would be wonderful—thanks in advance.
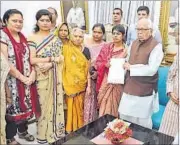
[96,24,127,118]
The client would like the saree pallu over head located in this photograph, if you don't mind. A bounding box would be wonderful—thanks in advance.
[3,27,41,120]
[54,23,70,45]
[63,41,88,96]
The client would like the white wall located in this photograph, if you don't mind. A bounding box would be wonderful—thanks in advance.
[1,1,162,36]
[87,1,95,34]
[1,1,62,36]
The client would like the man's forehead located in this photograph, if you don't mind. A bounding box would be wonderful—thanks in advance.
[113,9,121,13]
[137,21,149,27]
[138,10,147,14]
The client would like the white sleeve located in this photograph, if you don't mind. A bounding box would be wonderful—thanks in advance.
[78,8,85,27]
[130,43,164,76]
[67,8,72,24]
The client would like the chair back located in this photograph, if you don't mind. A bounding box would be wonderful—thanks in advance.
[158,66,170,106]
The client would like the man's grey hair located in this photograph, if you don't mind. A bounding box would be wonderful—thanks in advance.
[147,19,153,29]
[71,27,85,36]
[138,18,153,29]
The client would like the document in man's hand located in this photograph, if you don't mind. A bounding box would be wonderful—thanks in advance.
[107,58,125,84]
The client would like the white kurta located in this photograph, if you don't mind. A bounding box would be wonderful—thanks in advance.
[66,7,85,28]
[118,43,164,128]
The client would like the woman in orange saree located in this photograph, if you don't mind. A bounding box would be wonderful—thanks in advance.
[63,28,91,133]
[96,25,127,118]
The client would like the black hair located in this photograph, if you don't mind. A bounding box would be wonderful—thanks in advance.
[113,8,123,16]
[59,22,70,35]
[34,9,52,32]
[2,9,23,25]
[47,7,58,16]
[112,24,125,35]
[137,6,150,15]
[92,23,105,34]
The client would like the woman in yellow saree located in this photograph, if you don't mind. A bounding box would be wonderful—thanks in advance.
[63,27,91,133]
[28,9,65,144]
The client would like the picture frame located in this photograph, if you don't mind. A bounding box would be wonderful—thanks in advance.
[60,0,89,33]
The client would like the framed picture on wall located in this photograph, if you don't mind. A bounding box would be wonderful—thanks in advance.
[60,0,89,33]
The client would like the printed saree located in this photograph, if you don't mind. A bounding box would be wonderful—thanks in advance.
[28,34,65,143]
[96,42,127,117]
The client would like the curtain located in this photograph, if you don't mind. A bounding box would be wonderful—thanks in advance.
[88,1,160,30]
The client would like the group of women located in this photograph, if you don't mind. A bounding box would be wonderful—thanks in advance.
[0,8,179,145]
[0,8,127,145]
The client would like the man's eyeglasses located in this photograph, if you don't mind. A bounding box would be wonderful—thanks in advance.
[136,28,150,31]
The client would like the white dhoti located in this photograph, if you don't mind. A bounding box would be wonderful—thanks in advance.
[118,92,159,129]
[118,42,163,129]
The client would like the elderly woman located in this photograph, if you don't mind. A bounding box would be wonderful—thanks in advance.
[83,23,106,124]
[159,25,179,137]
[0,9,40,145]
[96,24,127,118]
[63,27,91,133]
[28,9,65,144]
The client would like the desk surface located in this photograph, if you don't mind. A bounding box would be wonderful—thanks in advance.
[53,114,174,145]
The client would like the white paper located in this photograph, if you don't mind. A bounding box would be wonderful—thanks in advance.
[107,58,125,84]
